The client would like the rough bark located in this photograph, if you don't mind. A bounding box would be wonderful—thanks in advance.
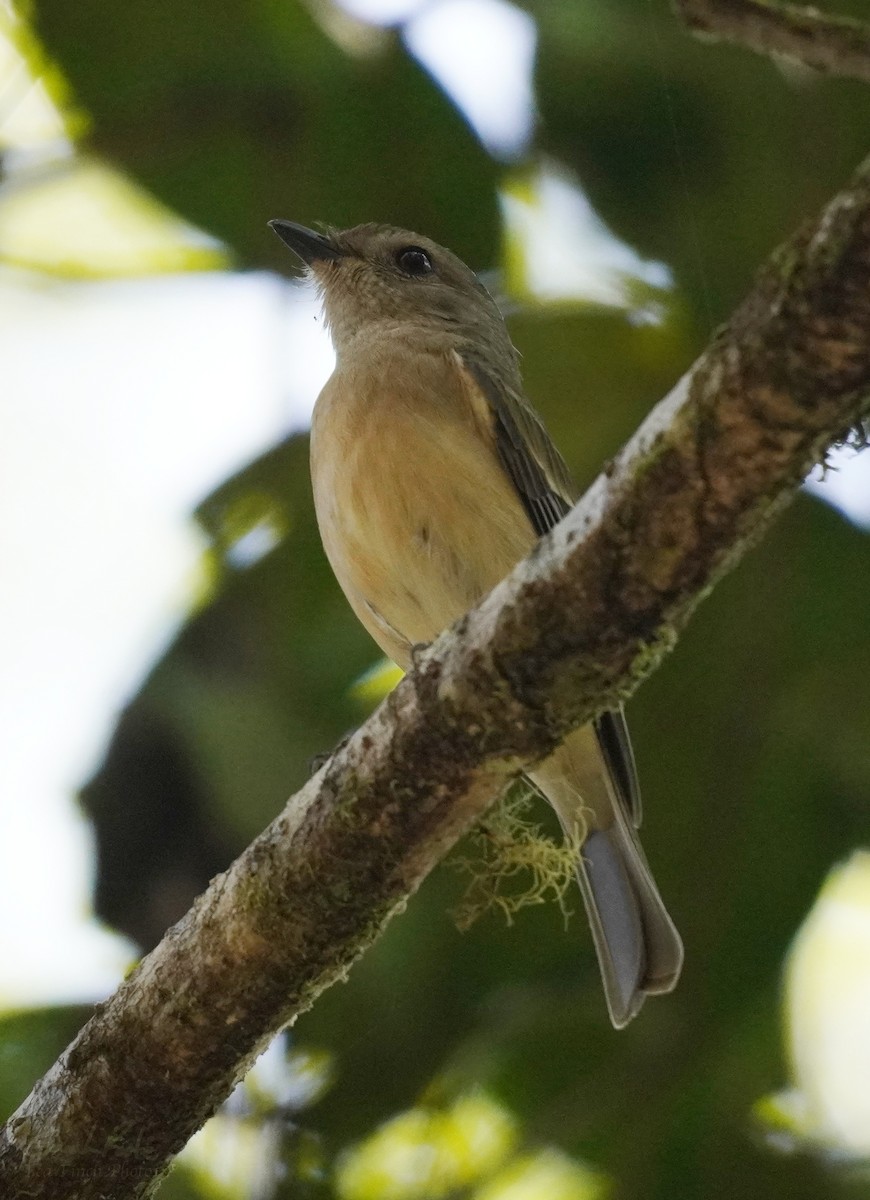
[674,0,870,82]
[3,156,870,1199]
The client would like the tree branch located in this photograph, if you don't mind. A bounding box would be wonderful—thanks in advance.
[674,0,870,83]
[4,156,870,1198]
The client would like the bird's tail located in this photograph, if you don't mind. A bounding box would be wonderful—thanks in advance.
[530,727,683,1029]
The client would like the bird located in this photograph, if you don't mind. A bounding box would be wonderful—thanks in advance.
[269,218,683,1027]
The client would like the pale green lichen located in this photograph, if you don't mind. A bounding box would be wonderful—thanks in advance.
[625,622,679,693]
[450,784,581,931]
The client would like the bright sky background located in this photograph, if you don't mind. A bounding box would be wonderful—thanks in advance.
[0,268,330,1002]
[1,0,870,1013]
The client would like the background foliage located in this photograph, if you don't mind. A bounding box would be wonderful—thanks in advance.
[3,0,870,1196]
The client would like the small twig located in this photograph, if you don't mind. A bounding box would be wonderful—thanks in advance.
[674,0,870,83]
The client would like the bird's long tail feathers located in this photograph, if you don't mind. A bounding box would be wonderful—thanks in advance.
[575,820,682,1027]
[530,729,683,1029]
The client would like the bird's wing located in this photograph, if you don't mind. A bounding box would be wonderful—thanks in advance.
[460,355,575,538]
[594,709,642,828]
[457,352,642,828]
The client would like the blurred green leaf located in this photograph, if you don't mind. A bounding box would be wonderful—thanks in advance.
[82,433,373,948]
[0,1006,93,1121]
[28,0,501,267]
[529,0,870,332]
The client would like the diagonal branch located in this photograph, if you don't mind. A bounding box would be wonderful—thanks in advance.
[3,156,870,1199]
[674,0,870,83]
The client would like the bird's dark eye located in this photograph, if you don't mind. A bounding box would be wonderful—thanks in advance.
[396,246,433,277]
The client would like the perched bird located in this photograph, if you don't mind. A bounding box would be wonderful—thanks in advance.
[269,219,683,1027]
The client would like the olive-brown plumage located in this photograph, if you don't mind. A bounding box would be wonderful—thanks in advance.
[270,219,683,1027]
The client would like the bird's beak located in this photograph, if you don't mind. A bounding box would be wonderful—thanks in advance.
[268,220,344,265]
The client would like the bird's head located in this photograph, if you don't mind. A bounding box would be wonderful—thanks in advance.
[269,220,515,365]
